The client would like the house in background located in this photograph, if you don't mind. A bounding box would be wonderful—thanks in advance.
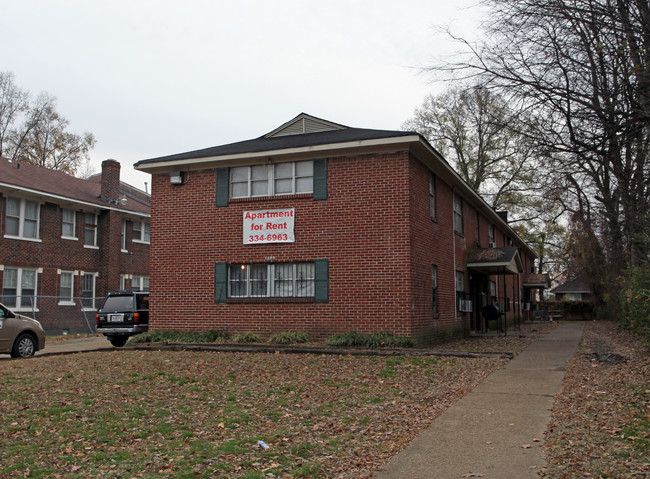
[0,158,150,333]
[135,113,538,345]
[551,277,593,302]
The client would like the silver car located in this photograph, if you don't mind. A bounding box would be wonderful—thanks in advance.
[0,303,46,358]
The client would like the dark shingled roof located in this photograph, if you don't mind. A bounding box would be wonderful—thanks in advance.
[466,247,520,264]
[136,127,416,165]
[0,157,150,215]
[523,273,551,288]
[551,277,592,294]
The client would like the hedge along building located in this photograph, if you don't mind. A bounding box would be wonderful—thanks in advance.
[135,113,539,345]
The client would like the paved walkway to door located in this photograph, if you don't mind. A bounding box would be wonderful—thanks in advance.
[375,322,584,479]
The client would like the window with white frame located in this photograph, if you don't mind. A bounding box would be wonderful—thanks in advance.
[81,273,97,309]
[230,161,313,199]
[5,197,40,239]
[132,276,149,291]
[58,271,75,304]
[133,220,150,243]
[429,173,436,219]
[489,280,497,300]
[121,219,127,251]
[62,208,77,239]
[228,262,314,298]
[84,212,98,247]
[455,270,465,312]
[2,267,38,310]
[453,194,464,234]
[488,224,495,247]
[455,271,465,295]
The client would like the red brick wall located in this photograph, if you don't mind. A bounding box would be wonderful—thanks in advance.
[149,153,414,338]
[407,158,468,343]
[148,151,535,344]
[0,196,149,330]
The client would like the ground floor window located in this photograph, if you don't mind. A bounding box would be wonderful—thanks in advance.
[228,262,315,298]
[432,265,438,314]
[81,273,97,309]
[58,271,75,305]
[2,267,38,310]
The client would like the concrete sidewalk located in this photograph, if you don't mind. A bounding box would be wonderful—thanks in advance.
[375,322,584,479]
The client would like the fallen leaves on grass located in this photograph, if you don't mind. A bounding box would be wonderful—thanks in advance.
[540,321,650,478]
[1,348,505,478]
[0,321,587,478]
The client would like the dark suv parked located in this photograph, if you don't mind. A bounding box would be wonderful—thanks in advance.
[96,291,149,347]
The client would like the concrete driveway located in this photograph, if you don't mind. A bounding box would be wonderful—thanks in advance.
[37,336,113,355]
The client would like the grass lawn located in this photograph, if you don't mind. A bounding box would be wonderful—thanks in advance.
[0,322,580,478]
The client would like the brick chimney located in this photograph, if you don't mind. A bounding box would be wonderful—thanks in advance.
[101,159,121,203]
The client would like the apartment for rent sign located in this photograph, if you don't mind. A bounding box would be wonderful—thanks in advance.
[243,208,295,244]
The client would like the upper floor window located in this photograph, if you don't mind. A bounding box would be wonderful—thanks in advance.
[132,276,149,291]
[133,220,150,243]
[121,219,127,251]
[62,208,77,239]
[453,194,464,234]
[488,224,495,247]
[84,213,98,247]
[429,174,436,219]
[5,197,40,240]
[230,161,313,199]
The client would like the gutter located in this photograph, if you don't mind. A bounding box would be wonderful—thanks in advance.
[0,182,150,218]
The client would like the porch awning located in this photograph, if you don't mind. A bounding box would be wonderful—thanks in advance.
[466,247,523,275]
[523,273,551,289]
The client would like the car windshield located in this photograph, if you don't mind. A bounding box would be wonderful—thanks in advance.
[101,296,134,311]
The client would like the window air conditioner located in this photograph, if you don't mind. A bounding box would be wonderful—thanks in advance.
[459,300,473,313]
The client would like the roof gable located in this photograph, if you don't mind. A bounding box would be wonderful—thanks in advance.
[135,120,416,167]
[263,113,348,138]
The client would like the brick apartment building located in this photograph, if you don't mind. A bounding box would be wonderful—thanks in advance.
[0,158,150,333]
[135,113,542,344]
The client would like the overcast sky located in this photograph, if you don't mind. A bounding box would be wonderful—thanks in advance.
[1,0,484,190]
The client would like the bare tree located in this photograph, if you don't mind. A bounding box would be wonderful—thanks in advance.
[405,83,570,277]
[14,98,96,175]
[0,71,95,176]
[0,72,29,157]
[404,84,548,212]
[429,0,650,305]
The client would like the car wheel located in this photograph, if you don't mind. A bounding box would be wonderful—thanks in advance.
[109,336,128,347]
[11,333,36,358]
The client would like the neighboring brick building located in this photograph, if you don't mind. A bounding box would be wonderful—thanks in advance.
[0,157,150,333]
[136,113,539,344]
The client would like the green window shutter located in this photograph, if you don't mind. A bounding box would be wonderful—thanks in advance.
[314,258,329,302]
[214,262,227,303]
[215,167,229,207]
[312,158,327,200]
